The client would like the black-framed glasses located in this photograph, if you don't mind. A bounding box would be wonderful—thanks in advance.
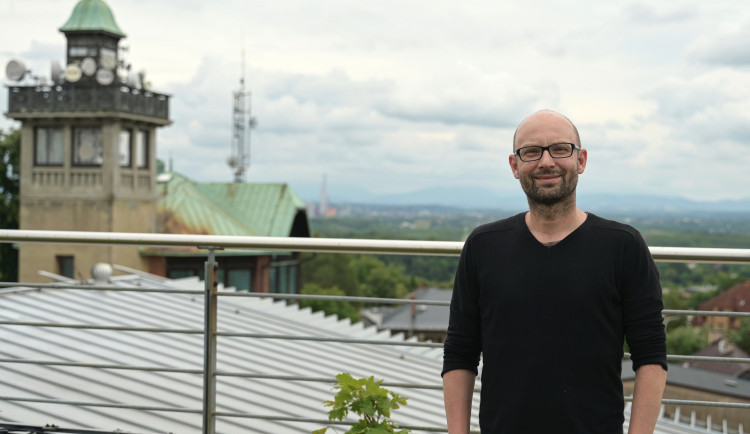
[514,143,581,162]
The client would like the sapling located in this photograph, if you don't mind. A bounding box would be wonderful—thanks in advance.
[314,373,410,434]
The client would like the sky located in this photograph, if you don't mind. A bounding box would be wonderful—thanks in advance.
[1,0,750,205]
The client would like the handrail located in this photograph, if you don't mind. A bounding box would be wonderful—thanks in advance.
[1,229,750,434]
[1,229,750,262]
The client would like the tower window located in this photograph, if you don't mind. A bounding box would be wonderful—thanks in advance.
[136,130,149,168]
[73,127,103,166]
[57,255,75,279]
[119,129,132,167]
[34,127,64,165]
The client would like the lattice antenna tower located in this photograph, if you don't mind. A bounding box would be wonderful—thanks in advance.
[228,47,257,183]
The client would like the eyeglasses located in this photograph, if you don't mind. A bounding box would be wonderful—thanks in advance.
[514,143,581,162]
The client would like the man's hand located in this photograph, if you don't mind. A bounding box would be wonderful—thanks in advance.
[628,364,667,434]
[443,369,476,434]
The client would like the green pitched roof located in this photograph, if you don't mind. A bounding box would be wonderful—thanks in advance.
[59,0,126,38]
[154,172,308,238]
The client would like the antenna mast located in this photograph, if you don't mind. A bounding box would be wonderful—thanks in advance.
[228,46,256,183]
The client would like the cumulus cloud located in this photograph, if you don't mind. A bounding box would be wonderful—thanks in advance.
[689,25,750,66]
[623,3,694,25]
[644,70,750,144]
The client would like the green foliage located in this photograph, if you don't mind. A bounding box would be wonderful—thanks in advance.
[300,283,360,323]
[729,319,750,354]
[302,253,358,296]
[662,287,688,310]
[309,217,463,287]
[314,373,410,434]
[350,256,411,300]
[301,253,417,304]
[666,326,708,355]
[0,128,20,282]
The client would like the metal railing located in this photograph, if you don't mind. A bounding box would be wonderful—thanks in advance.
[6,85,170,121]
[0,229,750,434]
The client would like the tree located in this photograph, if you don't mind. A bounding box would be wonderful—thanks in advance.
[300,283,360,323]
[666,326,708,355]
[301,252,358,296]
[0,128,20,282]
[350,256,412,301]
[729,319,750,354]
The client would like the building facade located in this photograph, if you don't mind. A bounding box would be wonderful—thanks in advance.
[5,0,170,282]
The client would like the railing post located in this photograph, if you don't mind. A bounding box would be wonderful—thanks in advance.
[202,248,219,434]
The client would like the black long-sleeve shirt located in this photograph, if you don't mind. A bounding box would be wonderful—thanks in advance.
[442,213,667,433]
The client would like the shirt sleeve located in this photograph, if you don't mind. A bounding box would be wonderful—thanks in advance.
[622,229,668,372]
[442,235,483,377]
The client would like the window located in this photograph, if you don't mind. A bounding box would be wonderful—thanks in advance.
[278,266,288,294]
[35,127,64,165]
[136,130,148,168]
[288,266,298,294]
[269,267,277,293]
[73,127,103,166]
[119,129,132,167]
[169,269,196,279]
[57,256,74,278]
[227,269,252,292]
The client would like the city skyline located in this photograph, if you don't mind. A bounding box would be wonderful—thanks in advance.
[2,0,750,205]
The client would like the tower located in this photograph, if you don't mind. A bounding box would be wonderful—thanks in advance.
[5,0,171,282]
[227,49,256,183]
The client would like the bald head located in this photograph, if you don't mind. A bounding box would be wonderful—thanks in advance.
[512,110,581,151]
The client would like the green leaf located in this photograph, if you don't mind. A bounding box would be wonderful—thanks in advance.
[320,373,410,434]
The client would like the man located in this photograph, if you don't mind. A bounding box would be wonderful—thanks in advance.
[442,110,667,433]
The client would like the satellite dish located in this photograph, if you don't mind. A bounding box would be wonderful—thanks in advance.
[5,59,27,81]
[51,60,64,83]
[65,63,82,83]
[227,155,238,168]
[81,57,97,76]
[95,68,114,85]
[99,48,116,70]
[126,70,140,88]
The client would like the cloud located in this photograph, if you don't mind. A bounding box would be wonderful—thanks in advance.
[623,3,694,25]
[644,70,750,144]
[689,25,750,66]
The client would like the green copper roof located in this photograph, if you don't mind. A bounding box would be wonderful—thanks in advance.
[59,0,126,38]
[153,172,308,238]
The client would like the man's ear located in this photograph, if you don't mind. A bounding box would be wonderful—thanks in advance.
[509,154,520,179]
[577,148,588,174]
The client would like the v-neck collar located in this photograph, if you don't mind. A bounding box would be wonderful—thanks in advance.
[521,212,591,249]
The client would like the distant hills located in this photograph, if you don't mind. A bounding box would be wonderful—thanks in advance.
[296,184,750,214]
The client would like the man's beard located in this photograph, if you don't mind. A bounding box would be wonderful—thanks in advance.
[520,168,579,206]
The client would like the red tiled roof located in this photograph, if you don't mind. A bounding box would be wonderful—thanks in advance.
[698,281,750,312]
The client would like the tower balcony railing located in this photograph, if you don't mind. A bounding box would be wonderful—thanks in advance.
[6,84,170,121]
[0,229,749,434]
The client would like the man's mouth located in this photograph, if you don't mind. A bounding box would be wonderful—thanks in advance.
[533,172,562,182]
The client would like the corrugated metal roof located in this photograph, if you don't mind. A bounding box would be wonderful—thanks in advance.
[378,287,451,332]
[622,360,750,400]
[59,0,126,37]
[0,268,716,433]
[0,271,468,433]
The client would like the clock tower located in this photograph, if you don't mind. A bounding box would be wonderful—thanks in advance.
[5,0,171,282]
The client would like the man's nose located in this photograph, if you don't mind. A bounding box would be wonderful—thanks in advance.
[537,148,556,166]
